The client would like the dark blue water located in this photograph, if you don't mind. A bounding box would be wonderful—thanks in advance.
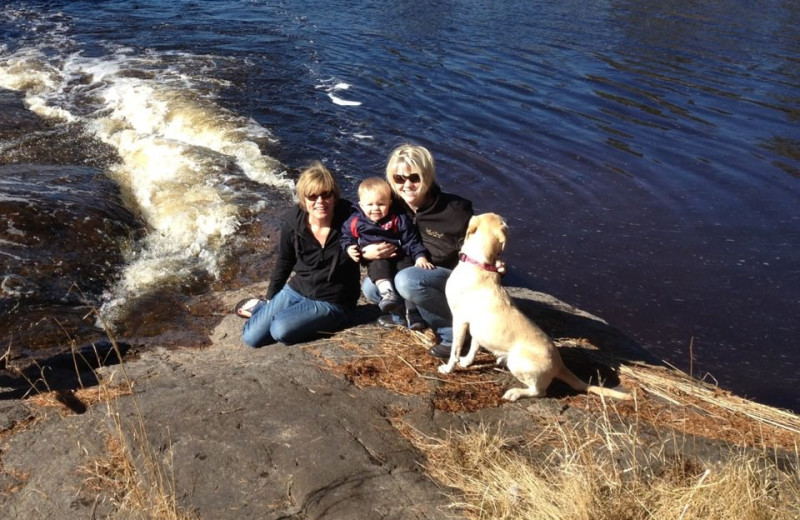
[1,0,798,411]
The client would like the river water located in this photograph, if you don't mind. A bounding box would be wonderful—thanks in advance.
[1,0,798,411]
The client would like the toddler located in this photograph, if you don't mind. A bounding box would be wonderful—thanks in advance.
[342,177,433,328]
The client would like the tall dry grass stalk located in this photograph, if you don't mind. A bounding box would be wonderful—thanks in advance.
[404,401,800,520]
[76,312,194,520]
[79,374,191,520]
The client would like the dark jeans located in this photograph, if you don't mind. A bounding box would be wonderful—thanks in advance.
[367,255,414,283]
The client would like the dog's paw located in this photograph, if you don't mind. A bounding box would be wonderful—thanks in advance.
[458,358,474,369]
[438,364,453,374]
[502,388,523,401]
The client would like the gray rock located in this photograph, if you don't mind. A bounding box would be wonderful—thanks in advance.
[0,287,662,519]
[0,313,455,519]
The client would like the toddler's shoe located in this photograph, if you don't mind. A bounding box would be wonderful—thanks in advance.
[377,314,402,328]
[378,289,403,314]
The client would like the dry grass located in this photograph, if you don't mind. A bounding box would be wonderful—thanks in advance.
[7,304,798,519]
[403,414,800,520]
[318,326,799,450]
[556,338,800,449]
[79,433,145,510]
[0,464,30,496]
[76,325,195,520]
[4,315,194,520]
[78,405,192,519]
[314,326,508,412]
[27,384,132,413]
[316,324,800,520]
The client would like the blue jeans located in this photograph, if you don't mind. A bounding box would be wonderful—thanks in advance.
[362,266,454,344]
[242,285,350,347]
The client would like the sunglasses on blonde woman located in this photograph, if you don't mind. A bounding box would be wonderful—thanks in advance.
[305,191,334,201]
[392,173,421,184]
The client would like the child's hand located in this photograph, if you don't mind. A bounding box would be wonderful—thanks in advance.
[415,257,435,270]
[346,245,361,263]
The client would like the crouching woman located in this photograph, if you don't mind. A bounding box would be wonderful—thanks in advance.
[240,161,360,346]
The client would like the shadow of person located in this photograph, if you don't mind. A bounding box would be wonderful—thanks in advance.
[348,302,383,327]
[0,340,131,410]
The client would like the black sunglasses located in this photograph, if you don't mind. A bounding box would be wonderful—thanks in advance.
[305,191,334,201]
[392,173,421,184]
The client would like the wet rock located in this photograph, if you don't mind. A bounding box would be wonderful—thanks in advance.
[0,164,142,354]
[0,89,41,137]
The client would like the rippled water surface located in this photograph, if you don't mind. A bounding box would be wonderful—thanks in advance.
[1,0,798,410]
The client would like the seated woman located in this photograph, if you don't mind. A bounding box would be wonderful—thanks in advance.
[361,144,474,358]
[237,161,360,347]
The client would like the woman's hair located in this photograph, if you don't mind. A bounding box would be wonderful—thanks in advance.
[358,177,392,202]
[295,161,340,210]
[385,144,436,195]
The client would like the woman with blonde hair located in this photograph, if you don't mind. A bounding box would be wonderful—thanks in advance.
[361,144,474,358]
[237,161,360,346]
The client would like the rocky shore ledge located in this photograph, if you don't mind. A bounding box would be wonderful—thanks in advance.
[2,286,798,519]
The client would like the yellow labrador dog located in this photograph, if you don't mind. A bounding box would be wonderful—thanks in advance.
[442,213,632,402]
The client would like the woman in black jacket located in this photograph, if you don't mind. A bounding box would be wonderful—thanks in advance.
[361,144,474,358]
[239,161,360,347]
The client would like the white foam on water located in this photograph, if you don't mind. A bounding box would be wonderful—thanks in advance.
[0,192,32,204]
[84,67,294,307]
[328,93,362,106]
[316,78,363,106]
[0,249,25,262]
[1,273,37,297]
[0,50,77,122]
[0,11,295,316]
[3,222,25,237]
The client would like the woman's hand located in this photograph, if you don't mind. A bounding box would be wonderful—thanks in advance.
[360,242,398,260]
[415,256,435,270]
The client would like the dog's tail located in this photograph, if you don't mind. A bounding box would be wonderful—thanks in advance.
[556,366,633,401]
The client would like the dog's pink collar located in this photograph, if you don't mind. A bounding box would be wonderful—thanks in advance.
[459,252,501,272]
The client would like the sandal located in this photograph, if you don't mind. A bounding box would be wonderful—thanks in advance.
[234,298,264,319]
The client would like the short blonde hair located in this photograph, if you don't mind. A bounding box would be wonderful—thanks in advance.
[295,161,340,210]
[358,177,392,202]
[385,144,436,196]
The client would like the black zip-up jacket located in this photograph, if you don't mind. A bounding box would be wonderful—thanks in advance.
[266,199,360,307]
[398,184,474,269]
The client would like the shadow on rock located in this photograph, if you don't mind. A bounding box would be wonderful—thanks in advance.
[509,288,662,363]
[349,303,383,327]
[0,340,131,406]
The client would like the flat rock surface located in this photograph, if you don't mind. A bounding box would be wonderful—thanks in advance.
[1,320,452,519]
[2,287,794,519]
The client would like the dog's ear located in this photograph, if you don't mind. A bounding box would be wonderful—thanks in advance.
[494,219,508,250]
[465,215,479,240]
